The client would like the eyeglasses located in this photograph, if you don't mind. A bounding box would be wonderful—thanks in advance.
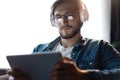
[53,14,74,24]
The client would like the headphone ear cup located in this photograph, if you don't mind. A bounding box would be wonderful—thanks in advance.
[51,19,55,27]
[51,17,56,27]
[80,1,89,22]
[80,9,89,22]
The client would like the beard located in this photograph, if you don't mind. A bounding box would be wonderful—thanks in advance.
[59,25,80,39]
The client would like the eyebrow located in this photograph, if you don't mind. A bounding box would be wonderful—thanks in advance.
[54,11,74,16]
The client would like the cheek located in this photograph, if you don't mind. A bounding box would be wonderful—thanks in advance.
[55,26,61,32]
[69,21,78,27]
[54,23,61,27]
[73,19,82,27]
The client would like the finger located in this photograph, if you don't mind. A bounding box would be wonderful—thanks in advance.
[54,60,75,71]
[58,57,73,63]
[7,70,21,77]
[63,57,73,61]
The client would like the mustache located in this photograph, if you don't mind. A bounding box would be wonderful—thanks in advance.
[60,25,72,29]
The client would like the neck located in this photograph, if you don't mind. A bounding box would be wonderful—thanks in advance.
[61,34,82,48]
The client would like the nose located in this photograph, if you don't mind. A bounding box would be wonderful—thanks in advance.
[61,16,69,25]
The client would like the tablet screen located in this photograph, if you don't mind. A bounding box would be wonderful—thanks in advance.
[6,51,62,80]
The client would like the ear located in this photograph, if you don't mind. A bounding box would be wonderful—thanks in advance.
[80,2,89,22]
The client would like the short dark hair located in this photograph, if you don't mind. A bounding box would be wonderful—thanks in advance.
[50,0,89,26]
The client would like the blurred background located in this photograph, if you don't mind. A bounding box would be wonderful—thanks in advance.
[0,0,120,68]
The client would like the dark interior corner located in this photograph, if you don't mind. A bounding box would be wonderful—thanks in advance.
[110,0,120,52]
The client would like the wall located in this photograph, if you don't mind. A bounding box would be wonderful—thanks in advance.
[0,0,111,68]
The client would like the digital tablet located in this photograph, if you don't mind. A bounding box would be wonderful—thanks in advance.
[6,51,62,80]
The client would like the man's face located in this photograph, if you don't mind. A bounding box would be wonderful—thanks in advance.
[54,1,82,39]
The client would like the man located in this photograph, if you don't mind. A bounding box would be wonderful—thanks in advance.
[1,0,120,80]
[32,0,120,80]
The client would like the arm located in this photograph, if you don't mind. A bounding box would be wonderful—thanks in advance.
[0,69,8,75]
[87,69,120,80]
[8,70,31,80]
[49,57,120,80]
[87,41,120,80]
[0,69,10,80]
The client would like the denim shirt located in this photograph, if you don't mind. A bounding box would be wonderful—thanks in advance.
[33,37,120,80]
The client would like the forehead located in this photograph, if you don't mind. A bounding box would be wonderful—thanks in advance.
[54,1,78,15]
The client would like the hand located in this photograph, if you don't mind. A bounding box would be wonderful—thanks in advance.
[7,69,31,80]
[49,57,88,80]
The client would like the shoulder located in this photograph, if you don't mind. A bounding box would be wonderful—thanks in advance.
[32,36,61,53]
[85,38,119,54]
[84,38,110,47]
[32,43,49,52]
[84,38,118,52]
